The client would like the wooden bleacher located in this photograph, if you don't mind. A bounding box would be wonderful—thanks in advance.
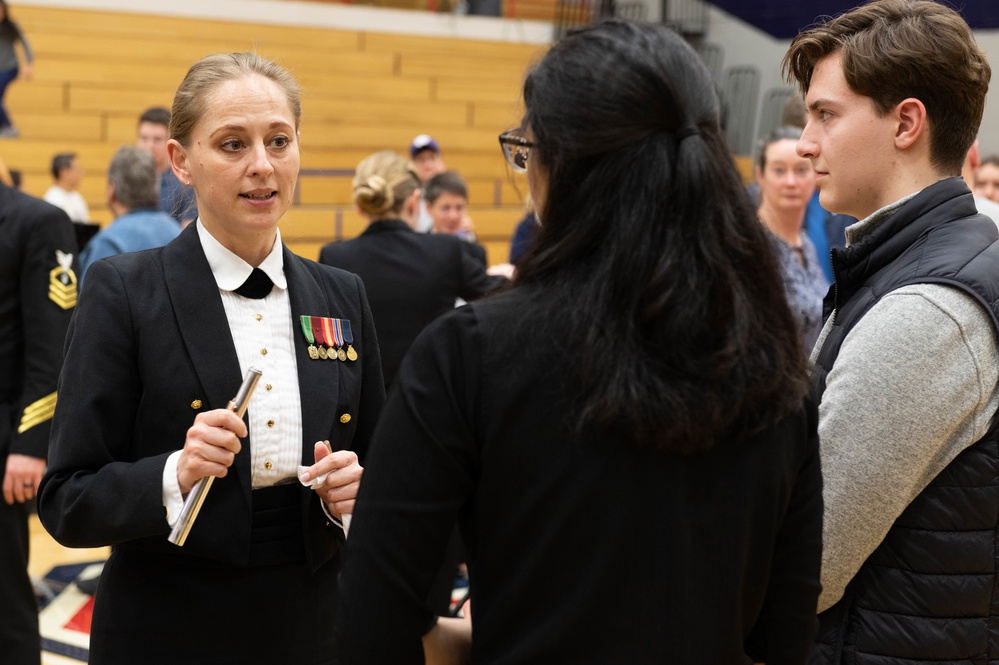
[7,5,546,263]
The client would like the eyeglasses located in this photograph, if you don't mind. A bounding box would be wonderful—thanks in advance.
[498,130,535,173]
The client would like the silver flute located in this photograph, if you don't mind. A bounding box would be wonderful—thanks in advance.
[168,367,263,546]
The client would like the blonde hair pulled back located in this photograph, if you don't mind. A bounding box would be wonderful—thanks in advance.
[170,52,302,147]
[353,150,420,218]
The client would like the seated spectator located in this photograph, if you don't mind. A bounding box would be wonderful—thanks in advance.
[43,152,89,223]
[755,126,829,352]
[425,170,487,266]
[410,134,446,232]
[974,153,999,204]
[319,150,502,391]
[8,167,20,190]
[137,106,197,226]
[79,146,180,279]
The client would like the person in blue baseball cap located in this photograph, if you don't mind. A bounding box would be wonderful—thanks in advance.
[409,134,447,232]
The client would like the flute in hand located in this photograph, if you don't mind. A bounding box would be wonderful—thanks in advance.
[168,367,263,546]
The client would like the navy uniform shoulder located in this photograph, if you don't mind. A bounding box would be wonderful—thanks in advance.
[99,243,169,273]
[0,186,72,230]
[291,250,362,287]
[318,237,356,264]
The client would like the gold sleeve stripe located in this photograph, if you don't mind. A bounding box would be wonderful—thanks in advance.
[18,392,57,434]
[22,393,57,415]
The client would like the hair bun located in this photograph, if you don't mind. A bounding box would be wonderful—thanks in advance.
[354,174,395,215]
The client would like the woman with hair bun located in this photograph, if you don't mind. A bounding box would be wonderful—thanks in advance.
[338,20,822,664]
[320,150,502,392]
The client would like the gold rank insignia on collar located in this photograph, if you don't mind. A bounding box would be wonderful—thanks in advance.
[49,249,78,310]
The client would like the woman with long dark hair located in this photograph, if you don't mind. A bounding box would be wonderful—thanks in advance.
[339,20,822,664]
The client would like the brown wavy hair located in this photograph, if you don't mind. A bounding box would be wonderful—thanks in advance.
[783,0,990,175]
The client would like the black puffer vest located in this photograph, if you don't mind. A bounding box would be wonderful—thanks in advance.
[810,178,999,664]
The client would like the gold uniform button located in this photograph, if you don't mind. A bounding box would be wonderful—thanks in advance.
[264,460,273,470]
[265,383,273,391]
[190,399,202,409]
[339,413,351,424]
[255,314,263,321]
[260,348,268,356]
[267,419,275,427]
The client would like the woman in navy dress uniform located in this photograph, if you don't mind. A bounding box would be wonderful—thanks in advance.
[38,52,384,664]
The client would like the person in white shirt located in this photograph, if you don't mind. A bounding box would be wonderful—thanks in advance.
[43,152,88,223]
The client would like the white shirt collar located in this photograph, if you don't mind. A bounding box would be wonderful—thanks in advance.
[196,220,288,292]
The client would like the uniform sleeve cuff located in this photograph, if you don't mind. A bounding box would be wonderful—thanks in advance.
[162,450,184,527]
[319,498,349,535]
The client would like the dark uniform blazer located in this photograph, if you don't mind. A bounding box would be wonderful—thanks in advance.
[0,183,77,460]
[0,182,76,665]
[38,223,385,571]
[319,219,502,389]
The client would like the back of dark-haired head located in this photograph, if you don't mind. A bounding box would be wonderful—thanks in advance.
[756,126,803,172]
[424,171,468,204]
[51,152,76,181]
[138,106,171,128]
[107,145,160,210]
[783,0,990,175]
[516,19,807,453]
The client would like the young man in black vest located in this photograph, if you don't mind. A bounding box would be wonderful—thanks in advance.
[784,1,999,661]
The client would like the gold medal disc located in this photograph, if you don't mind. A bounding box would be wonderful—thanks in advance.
[346,345,358,361]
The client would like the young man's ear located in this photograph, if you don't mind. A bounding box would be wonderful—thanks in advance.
[894,98,928,151]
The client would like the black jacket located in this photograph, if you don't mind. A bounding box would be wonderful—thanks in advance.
[39,223,385,569]
[0,183,76,461]
[319,219,502,388]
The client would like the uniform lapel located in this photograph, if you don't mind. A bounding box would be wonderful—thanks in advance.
[283,248,338,464]
[162,224,251,493]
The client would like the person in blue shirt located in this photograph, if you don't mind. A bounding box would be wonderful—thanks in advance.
[79,146,180,280]
[137,106,198,226]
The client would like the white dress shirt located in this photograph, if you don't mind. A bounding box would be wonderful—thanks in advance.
[162,223,303,525]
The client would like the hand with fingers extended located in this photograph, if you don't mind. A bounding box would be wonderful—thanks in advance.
[301,442,363,521]
[176,409,247,495]
[3,453,46,505]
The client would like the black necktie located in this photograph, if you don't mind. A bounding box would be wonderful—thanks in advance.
[234,268,274,299]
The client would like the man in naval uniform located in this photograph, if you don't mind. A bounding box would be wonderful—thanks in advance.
[0,180,77,664]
